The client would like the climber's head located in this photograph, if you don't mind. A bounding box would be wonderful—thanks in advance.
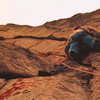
[87,27,95,34]
[81,26,96,34]
[74,25,81,30]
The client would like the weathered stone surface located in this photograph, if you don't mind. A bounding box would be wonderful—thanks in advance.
[0,73,90,100]
[0,9,100,100]
[0,42,54,79]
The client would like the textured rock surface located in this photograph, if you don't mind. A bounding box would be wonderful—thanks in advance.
[0,9,100,100]
[0,42,55,78]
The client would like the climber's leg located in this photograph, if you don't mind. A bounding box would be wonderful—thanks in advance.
[69,42,80,54]
[82,35,95,49]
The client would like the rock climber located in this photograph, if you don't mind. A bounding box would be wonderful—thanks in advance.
[65,26,96,66]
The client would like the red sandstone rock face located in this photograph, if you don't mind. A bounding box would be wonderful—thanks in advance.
[0,9,100,100]
[0,42,55,79]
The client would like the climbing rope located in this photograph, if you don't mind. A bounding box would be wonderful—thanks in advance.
[27,40,43,50]
[62,63,100,77]
[28,35,100,77]
[7,32,100,77]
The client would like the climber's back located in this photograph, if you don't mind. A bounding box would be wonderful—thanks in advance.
[65,26,95,65]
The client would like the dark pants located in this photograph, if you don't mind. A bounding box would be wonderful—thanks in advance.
[69,35,95,54]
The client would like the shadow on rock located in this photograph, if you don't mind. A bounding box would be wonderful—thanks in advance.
[0,42,55,79]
